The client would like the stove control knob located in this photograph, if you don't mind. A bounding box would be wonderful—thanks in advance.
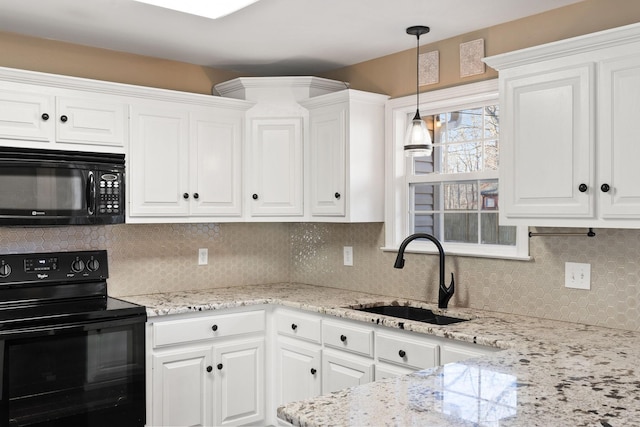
[86,259,100,272]
[71,259,85,273]
[0,264,11,278]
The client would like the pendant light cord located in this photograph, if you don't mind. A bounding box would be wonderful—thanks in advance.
[415,32,420,114]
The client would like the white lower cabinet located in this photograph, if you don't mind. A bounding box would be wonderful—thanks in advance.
[148,309,266,427]
[148,306,501,426]
[322,349,374,394]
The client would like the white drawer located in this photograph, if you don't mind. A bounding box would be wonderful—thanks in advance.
[376,331,438,370]
[275,309,321,343]
[322,319,373,357]
[153,310,265,347]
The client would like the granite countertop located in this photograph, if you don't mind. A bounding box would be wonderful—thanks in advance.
[122,283,640,426]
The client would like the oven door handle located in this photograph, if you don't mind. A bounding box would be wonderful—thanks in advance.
[0,314,145,340]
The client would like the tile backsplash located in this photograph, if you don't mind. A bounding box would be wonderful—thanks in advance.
[1,222,638,331]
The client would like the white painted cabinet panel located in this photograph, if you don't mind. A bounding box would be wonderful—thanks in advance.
[275,337,321,406]
[500,63,594,221]
[0,89,53,143]
[129,104,189,216]
[248,117,303,216]
[214,338,265,426]
[152,346,213,427]
[301,90,388,222]
[598,54,640,219]
[56,96,126,147]
[190,111,243,216]
[322,350,373,394]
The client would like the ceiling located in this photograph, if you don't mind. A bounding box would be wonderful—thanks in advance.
[0,0,584,76]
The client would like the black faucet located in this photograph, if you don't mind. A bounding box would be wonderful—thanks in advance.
[393,233,455,309]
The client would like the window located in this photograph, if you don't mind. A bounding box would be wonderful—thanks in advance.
[385,80,529,259]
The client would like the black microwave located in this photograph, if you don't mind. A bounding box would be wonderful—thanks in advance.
[0,147,125,226]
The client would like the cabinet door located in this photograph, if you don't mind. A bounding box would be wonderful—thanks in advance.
[598,54,640,219]
[190,111,242,216]
[249,117,303,216]
[0,89,54,143]
[322,350,373,394]
[56,96,126,148]
[129,104,189,216]
[500,63,595,223]
[152,346,213,427]
[213,337,265,426]
[275,338,321,405]
[309,107,346,216]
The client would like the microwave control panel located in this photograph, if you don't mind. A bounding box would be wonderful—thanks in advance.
[98,173,122,215]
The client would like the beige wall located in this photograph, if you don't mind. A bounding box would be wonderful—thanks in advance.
[1,0,640,332]
[321,0,640,97]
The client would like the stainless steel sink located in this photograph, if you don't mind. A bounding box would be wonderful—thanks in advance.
[352,305,469,325]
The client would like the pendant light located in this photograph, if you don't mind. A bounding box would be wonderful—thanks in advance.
[403,25,433,157]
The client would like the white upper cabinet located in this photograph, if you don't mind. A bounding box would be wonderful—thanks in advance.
[301,90,388,221]
[0,82,127,152]
[248,117,303,216]
[128,102,247,221]
[485,22,640,228]
[214,77,388,222]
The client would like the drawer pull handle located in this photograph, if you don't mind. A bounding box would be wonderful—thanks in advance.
[41,113,50,121]
[310,368,317,375]
[60,115,68,123]
[601,183,610,193]
[291,323,298,330]
[206,366,213,373]
[183,193,189,199]
[252,193,259,200]
[340,334,347,342]
[334,192,341,199]
[578,183,588,193]
[399,350,406,358]
[211,324,218,332]
[217,363,223,370]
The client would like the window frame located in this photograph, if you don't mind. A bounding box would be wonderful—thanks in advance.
[383,79,529,260]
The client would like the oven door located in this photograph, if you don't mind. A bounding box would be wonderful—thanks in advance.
[0,315,145,427]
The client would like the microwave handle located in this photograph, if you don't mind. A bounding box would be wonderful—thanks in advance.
[87,171,96,215]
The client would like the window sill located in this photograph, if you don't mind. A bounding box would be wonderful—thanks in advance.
[380,245,532,261]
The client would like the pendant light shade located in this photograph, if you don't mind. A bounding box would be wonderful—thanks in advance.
[404,25,432,157]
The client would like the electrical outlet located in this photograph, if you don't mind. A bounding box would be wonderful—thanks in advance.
[343,246,353,266]
[565,262,590,290]
[198,248,208,265]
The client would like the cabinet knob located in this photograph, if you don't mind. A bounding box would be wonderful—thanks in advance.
[340,334,347,342]
[578,183,588,193]
[211,324,218,332]
[334,192,341,200]
[252,194,259,200]
[291,323,298,331]
[193,193,199,199]
[41,113,49,121]
[310,368,317,375]
[206,366,213,373]
[217,363,223,370]
[60,115,68,123]
[398,350,406,358]
[183,193,189,199]
[601,183,610,193]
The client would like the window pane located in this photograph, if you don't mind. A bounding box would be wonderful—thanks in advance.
[444,182,477,210]
[484,140,499,171]
[484,105,499,139]
[480,181,499,211]
[444,213,477,243]
[414,214,437,236]
[445,108,484,142]
[412,183,439,212]
[481,213,516,245]
[443,142,482,173]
